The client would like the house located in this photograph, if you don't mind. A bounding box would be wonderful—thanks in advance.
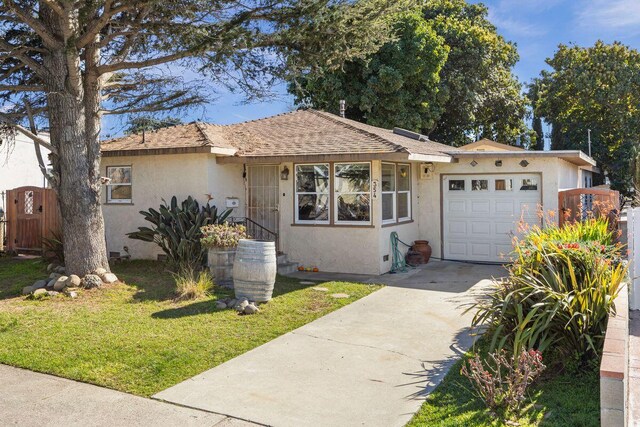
[0,132,50,198]
[100,109,598,275]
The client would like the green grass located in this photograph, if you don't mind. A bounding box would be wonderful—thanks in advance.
[407,349,600,427]
[0,258,381,396]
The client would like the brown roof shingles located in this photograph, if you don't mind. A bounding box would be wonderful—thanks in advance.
[100,109,456,159]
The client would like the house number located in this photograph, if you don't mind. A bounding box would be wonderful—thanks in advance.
[372,179,379,199]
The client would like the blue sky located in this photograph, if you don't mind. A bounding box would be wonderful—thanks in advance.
[103,0,640,136]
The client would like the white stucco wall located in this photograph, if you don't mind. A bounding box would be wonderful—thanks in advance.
[101,153,244,259]
[416,157,579,260]
[0,133,50,202]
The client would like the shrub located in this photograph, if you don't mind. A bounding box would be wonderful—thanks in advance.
[127,196,232,272]
[42,230,64,264]
[471,218,627,363]
[200,223,248,248]
[174,267,214,301]
[461,349,545,417]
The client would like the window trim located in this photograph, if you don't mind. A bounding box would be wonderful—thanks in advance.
[334,161,372,225]
[105,165,132,204]
[294,163,330,225]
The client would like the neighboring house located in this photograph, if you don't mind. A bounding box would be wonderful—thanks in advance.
[0,133,50,207]
[100,109,598,275]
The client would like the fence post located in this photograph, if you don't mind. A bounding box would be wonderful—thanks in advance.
[630,208,640,311]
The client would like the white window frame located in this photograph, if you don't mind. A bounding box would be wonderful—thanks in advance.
[294,163,330,225]
[106,165,132,204]
[381,162,396,224]
[397,163,411,222]
[334,162,372,225]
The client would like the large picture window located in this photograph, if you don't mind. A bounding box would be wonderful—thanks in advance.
[106,166,132,203]
[295,164,330,224]
[334,162,371,224]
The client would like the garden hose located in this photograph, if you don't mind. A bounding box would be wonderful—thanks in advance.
[390,231,413,273]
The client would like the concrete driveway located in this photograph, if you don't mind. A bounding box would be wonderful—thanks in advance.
[154,260,505,427]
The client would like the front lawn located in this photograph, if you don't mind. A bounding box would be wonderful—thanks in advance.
[407,348,600,427]
[0,258,381,396]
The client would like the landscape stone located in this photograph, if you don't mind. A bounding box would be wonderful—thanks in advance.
[46,263,56,273]
[102,273,118,284]
[227,299,237,308]
[46,278,57,289]
[312,287,329,292]
[68,291,78,299]
[243,304,259,315]
[68,275,81,287]
[300,281,316,285]
[81,274,102,289]
[32,280,47,290]
[48,273,61,280]
[215,301,227,309]
[47,291,59,297]
[234,299,249,312]
[22,286,33,295]
[94,267,107,276]
[32,288,48,297]
[54,266,66,274]
[330,293,350,299]
[53,276,69,291]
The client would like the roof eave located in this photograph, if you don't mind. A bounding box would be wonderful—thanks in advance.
[448,150,597,167]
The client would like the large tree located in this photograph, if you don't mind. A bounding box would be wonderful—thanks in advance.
[534,41,640,193]
[290,0,528,146]
[0,0,404,275]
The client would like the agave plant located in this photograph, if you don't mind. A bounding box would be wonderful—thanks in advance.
[127,196,232,271]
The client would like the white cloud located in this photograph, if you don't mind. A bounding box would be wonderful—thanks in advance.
[576,0,640,31]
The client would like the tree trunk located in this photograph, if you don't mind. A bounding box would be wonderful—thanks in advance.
[44,49,109,276]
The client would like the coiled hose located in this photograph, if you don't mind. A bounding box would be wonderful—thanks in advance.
[390,231,413,273]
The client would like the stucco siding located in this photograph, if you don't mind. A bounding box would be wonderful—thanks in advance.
[0,134,50,195]
[101,153,244,260]
[557,159,581,190]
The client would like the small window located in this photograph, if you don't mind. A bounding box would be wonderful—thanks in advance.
[295,164,330,223]
[449,180,465,191]
[471,179,488,191]
[335,163,371,224]
[520,178,538,191]
[495,179,513,191]
[106,166,132,203]
[397,164,411,220]
[381,163,396,223]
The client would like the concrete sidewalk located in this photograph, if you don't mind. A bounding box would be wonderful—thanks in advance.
[0,364,257,427]
[154,261,504,427]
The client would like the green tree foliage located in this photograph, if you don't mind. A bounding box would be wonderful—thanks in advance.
[534,41,640,193]
[290,11,448,132]
[125,117,183,135]
[527,79,545,151]
[290,0,528,147]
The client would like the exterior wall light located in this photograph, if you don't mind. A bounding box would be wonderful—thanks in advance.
[495,160,502,167]
[519,160,529,167]
[280,165,290,180]
[470,160,478,167]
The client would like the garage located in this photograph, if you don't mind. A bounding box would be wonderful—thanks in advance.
[442,173,542,262]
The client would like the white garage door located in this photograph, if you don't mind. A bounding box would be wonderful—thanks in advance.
[443,174,542,262]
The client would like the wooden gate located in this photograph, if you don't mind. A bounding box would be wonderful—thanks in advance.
[6,186,61,252]
[558,188,620,227]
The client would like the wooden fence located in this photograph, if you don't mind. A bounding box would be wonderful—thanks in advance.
[5,186,61,253]
[558,188,620,227]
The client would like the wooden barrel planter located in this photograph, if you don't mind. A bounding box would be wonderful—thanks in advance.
[232,239,277,302]
[207,247,236,288]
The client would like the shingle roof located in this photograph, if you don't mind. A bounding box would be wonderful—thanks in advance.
[101,109,456,159]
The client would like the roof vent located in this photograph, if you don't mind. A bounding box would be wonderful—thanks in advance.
[393,127,428,142]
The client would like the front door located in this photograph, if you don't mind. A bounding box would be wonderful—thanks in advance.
[247,165,279,244]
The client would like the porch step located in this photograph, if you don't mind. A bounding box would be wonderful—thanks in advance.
[277,261,300,275]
